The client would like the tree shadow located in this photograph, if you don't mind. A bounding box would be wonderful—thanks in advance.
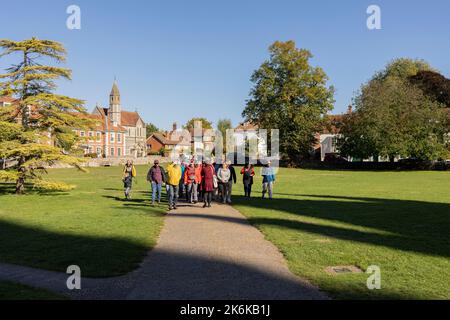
[0,212,435,300]
[0,219,148,278]
[231,195,450,258]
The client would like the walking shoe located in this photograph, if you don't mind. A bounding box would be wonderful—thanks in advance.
[203,203,207,208]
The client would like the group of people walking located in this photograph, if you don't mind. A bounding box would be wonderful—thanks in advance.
[121,157,276,210]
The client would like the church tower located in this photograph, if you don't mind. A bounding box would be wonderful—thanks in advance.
[109,80,121,126]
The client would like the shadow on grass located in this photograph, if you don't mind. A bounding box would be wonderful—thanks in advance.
[0,218,423,300]
[0,219,148,277]
[230,195,450,258]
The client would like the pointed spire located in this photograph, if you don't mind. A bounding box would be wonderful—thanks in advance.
[110,79,120,96]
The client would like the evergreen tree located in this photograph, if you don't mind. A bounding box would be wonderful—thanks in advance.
[0,38,94,194]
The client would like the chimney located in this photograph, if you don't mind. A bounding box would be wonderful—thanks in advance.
[347,105,353,114]
[173,122,177,131]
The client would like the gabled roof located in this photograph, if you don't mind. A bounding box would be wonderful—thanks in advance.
[72,112,126,132]
[121,110,142,126]
[235,121,259,130]
[147,132,190,146]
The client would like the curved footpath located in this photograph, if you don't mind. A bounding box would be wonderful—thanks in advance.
[0,203,328,300]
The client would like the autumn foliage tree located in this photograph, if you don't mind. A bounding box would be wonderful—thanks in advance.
[0,38,95,194]
[242,41,334,165]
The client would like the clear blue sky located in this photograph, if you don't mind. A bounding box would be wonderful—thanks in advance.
[1,0,449,129]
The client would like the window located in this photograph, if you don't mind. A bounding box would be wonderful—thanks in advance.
[96,132,101,141]
[117,133,121,143]
[117,148,121,157]
[110,148,115,156]
[96,147,102,155]
[80,131,85,137]
[88,146,93,153]
[88,132,94,141]
[110,133,115,142]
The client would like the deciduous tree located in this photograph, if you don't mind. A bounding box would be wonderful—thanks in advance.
[242,41,334,165]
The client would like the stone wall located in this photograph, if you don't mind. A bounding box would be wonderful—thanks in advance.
[46,156,171,169]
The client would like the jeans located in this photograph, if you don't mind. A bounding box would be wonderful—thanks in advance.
[204,191,212,205]
[187,183,198,202]
[151,181,162,202]
[262,181,273,199]
[244,183,252,197]
[219,182,229,203]
[167,184,179,207]
[227,181,233,202]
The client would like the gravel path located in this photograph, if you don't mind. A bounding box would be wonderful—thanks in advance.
[0,203,328,300]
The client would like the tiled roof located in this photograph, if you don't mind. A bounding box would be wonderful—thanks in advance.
[121,110,142,126]
[235,121,259,130]
[322,114,346,135]
[148,132,190,146]
[72,112,126,132]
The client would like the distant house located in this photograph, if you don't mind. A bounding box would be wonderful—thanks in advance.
[146,130,190,156]
[314,106,351,161]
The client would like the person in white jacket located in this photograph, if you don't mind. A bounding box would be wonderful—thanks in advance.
[217,163,231,204]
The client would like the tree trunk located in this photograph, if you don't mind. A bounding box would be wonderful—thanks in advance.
[15,157,26,195]
[15,177,25,195]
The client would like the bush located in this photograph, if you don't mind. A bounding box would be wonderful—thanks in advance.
[84,153,99,159]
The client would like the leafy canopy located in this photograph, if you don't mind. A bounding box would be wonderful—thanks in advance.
[242,40,334,164]
[339,58,449,161]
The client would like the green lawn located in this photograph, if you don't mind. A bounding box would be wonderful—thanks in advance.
[0,165,166,277]
[1,166,449,299]
[0,281,65,300]
[233,168,450,299]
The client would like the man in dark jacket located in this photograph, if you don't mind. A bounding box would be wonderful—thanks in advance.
[226,161,237,204]
[147,159,166,204]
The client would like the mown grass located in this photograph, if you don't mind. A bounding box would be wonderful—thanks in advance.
[1,165,449,299]
[0,165,166,277]
[232,168,450,300]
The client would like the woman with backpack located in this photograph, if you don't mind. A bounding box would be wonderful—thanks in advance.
[123,160,137,200]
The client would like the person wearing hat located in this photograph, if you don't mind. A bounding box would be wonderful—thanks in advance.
[147,159,166,205]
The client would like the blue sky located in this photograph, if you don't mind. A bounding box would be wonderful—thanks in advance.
[1,0,449,129]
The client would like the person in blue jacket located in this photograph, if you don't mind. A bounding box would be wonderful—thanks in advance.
[261,161,276,199]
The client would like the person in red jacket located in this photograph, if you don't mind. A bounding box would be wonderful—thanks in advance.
[184,160,197,203]
[201,159,216,208]
[240,163,255,197]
